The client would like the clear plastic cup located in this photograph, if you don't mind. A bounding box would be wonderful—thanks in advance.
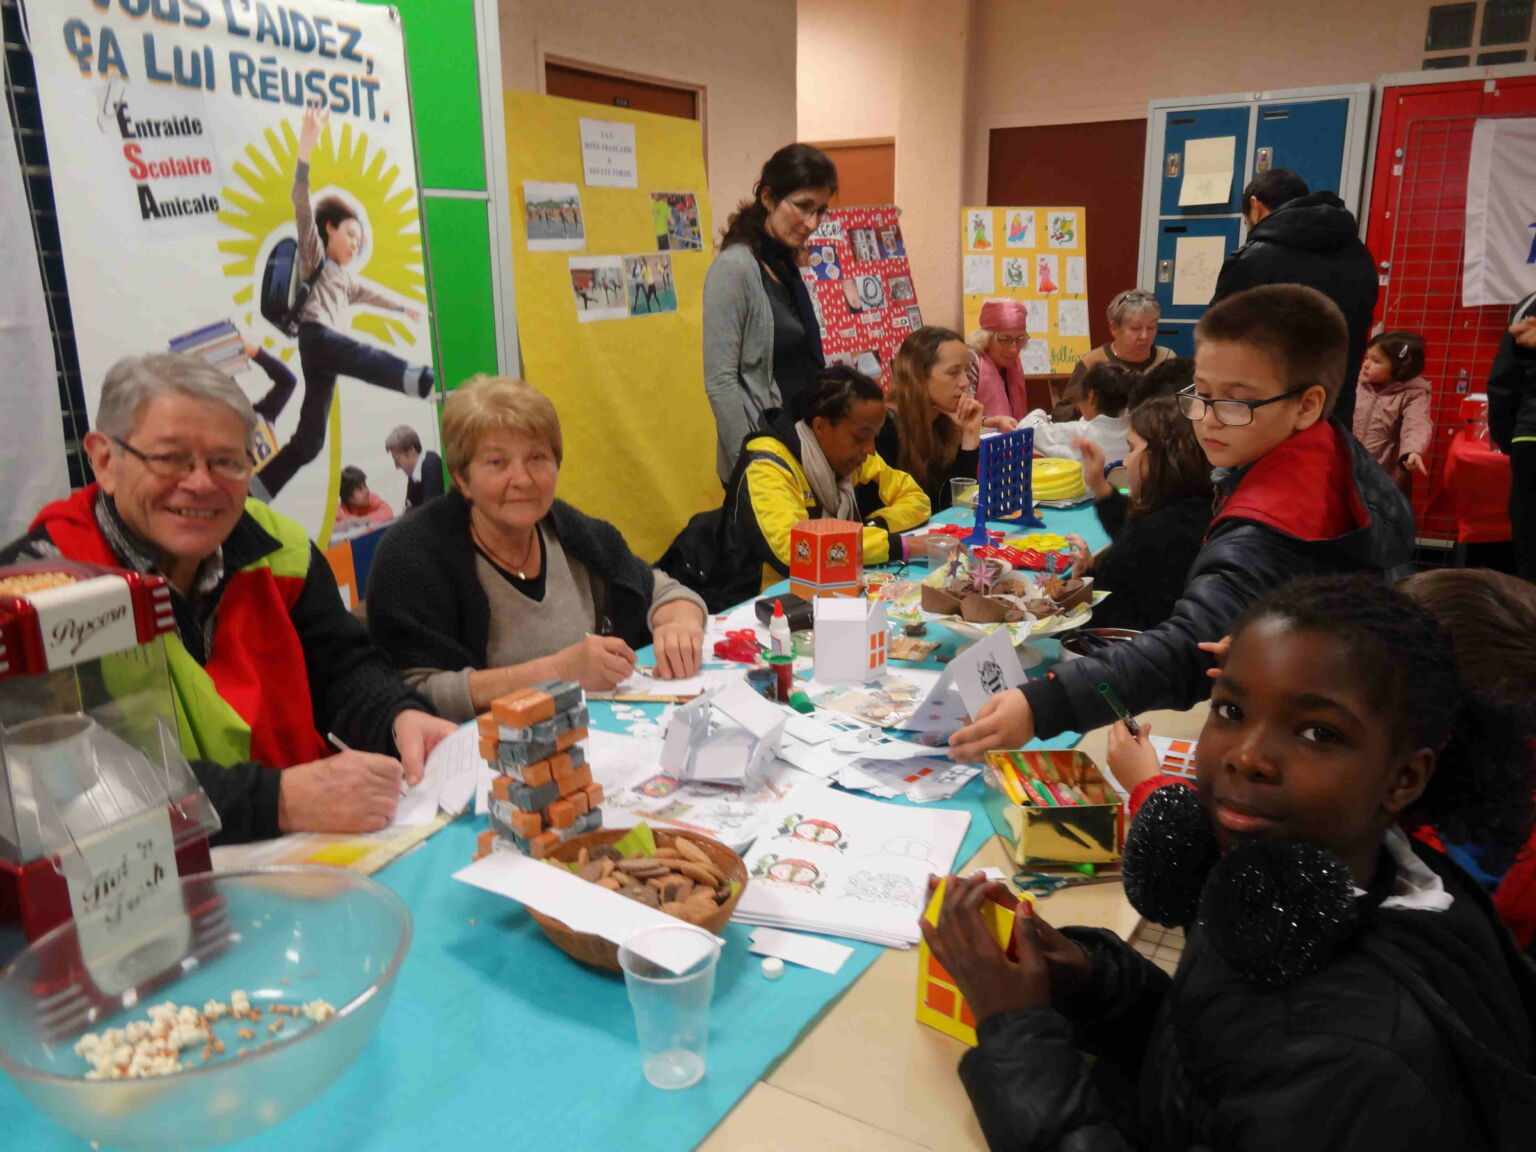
[928,536,960,574]
[949,477,979,511]
[617,924,720,1090]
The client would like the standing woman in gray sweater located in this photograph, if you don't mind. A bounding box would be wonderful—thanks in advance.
[702,145,838,483]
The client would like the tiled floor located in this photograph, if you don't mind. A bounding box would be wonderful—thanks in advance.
[1131,922,1186,976]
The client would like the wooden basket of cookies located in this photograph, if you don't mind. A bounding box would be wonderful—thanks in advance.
[529,826,748,971]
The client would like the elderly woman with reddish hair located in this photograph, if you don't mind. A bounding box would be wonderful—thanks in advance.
[967,299,1031,427]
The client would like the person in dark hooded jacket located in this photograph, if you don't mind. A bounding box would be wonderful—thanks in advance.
[949,285,1413,761]
[1488,288,1536,581]
[1211,169,1378,424]
[928,576,1536,1152]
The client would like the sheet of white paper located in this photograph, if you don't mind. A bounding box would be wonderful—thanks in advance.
[1021,338,1051,375]
[829,729,941,761]
[1056,299,1089,337]
[578,118,638,188]
[748,927,854,974]
[1179,136,1236,207]
[1023,299,1047,333]
[964,254,994,296]
[612,667,739,698]
[429,722,481,816]
[1065,256,1086,295]
[1171,235,1228,306]
[948,626,1028,717]
[392,770,441,827]
[453,852,719,974]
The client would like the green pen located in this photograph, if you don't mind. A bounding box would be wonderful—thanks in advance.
[1096,682,1141,737]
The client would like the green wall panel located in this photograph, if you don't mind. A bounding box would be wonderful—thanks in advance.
[424,197,498,389]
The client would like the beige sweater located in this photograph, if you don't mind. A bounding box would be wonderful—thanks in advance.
[292,162,405,330]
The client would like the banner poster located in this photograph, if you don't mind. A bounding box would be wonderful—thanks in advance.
[802,206,921,388]
[1462,117,1536,308]
[27,0,438,545]
[961,207,1090,376]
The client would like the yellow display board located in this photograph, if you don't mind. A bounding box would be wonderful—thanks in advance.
[504,92,719,561]
[960,207,1091,376]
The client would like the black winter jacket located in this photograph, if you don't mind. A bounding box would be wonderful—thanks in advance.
[1085,492,1211,632]
[365,489,656,673]
[958,839,1536,1151]
[1023,420,1412,739]
[1489,290,1536,453]
[1211,192,1379,422]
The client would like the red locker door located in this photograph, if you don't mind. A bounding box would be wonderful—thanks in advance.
[1362,73,1536,541]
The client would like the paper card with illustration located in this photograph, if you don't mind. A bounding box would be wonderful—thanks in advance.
[808,242,844,281]
[1047,211,1079,249]
[1005,209,1036,248]
[1065,256,1087,295]
[849,227,881,264]
[946,625,1029,717]
[1002,257,1030,290]
[1035,254,1060,294]
[877,221,906,259]
[967,209,994,251]
[1056,299,1090,338]
[853,273,887,311]
[650,191,703,251]
[1179,136,1236,207]
[623,253,679,317]
[1171,235,1227,306]
[887,275,917,303]
[568,256,628,322]
[964,255,994,296]
[1023,299,1048,334]
[616,759,832,851]
[1021,338,1052,375]
[522,181,585,252]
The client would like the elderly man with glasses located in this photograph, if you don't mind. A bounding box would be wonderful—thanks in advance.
[0,353,455,843]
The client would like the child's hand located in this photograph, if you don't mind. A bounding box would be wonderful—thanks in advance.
[298,101,327,163]
[949,689,1034,762]
[404,306,423,322]
[1402,452,1427,475]
[919,873,1090,1022]
[984,415,1019,432]
[241,340,260,362]
[1197,635,1231,680]
[1063,533,1094,574]
[1510,317,1536,349]
[1073,438,1112,498]
[1106,719,1161,791]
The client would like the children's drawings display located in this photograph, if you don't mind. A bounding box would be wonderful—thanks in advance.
[962,206,1091,376]
[25,2,438,545]
[802,206,924,388]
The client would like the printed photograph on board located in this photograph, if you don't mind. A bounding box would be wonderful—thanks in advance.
[650,190,702,252]
[624,253,679,316]
[523,181,586,252]
[569,255,628,322]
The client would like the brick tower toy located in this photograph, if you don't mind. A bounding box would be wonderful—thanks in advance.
[472,680,603,861]
[788,518,863,599]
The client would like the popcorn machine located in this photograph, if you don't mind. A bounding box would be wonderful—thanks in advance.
[0,562,220,942]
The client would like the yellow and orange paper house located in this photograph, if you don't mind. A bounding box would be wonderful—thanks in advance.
[916,877,1025,1046]
[789,518,863,599]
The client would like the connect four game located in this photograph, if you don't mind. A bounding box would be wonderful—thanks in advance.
[965,427,1044,544]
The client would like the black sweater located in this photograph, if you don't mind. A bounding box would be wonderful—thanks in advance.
[875,410,979,512]
[1086,492,1212,632]
[958,840,1536,1151]
[365,489,657,673]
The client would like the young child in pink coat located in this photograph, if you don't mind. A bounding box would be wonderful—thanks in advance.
[1354,331,1433,498]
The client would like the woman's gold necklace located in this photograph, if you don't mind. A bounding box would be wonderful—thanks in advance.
[471,517,538,579]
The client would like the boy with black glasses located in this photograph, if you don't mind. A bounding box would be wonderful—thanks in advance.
[950,284,1413,760]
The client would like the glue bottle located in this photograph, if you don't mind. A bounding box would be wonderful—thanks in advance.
[768,598,792,657]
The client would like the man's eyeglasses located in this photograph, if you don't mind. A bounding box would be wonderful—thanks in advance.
[112,437,255,482]
[1176,385,1310,428]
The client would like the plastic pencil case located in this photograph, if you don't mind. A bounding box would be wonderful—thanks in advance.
[982,750,1123,866]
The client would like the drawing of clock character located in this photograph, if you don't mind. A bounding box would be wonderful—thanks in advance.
[776,815,850,851]
[752,855,826,892]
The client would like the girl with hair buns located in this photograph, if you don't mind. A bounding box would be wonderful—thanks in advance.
[702,144,838,483]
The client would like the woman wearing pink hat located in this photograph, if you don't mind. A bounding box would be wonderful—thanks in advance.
[967,299,1031,426]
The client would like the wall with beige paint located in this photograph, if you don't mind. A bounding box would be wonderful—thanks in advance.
[798,0,902,143]
[498,0,799,241]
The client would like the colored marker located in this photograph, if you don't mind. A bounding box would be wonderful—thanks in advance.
[1096,682,1141,737]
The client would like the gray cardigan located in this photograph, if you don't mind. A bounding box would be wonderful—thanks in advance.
[702,242,779,482]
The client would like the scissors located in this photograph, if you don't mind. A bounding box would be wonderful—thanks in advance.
[713,629,765,665]
[1012,869,1121,897]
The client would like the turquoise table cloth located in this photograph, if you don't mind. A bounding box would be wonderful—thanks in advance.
[1,502,1108,1150]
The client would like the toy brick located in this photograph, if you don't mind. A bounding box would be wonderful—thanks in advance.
[555,725,588,752]
[527,831,560,859]
[566,745,588,770]
[506,777,560,811]
[491,738,559,770]
[509,808,543,838]
[476,829,497,857]
[581,782,604,809]
[570,764,593,792]
[545,799,577,830]
[479,736,499,760]
[520,759,554,788]
[552,756,581,794]
[560,703,590,729]
[491,689,555,727]
[531,678,584,714]
[569,789,589,817]
[555,809,603,841]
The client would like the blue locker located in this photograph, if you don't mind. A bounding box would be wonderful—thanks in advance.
[1253,98,1350,196]
[1157,106,1251,217]
[1157,324,1196,360]
[1152,217,1244,321]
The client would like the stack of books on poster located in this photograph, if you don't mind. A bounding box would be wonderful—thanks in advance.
[169,320,245,373]
[730,789,969,948]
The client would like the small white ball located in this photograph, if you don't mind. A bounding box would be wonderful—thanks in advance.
[760,957,785,980]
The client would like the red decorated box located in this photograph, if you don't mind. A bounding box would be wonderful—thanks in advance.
[789,519,863,599]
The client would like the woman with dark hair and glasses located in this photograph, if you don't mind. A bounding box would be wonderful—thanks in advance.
[725,364,929,590]
[702,144,838,484]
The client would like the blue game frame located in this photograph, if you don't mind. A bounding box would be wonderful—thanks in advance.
[965,427,1044,545]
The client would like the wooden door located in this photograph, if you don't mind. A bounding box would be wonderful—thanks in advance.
[812,142,895,206]
[545,63,698,120]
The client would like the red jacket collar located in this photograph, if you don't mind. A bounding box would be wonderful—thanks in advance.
[1213,421,1366,542]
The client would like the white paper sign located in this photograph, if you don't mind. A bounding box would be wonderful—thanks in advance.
[29,576,137,673]
[963,255,994,296]
[63,805,190,995]
[1056,299,1089,338]
[579,118,638,188]
[1171,234,1229,306]
[1179,136,1236,207]
[1462,117,1536,306]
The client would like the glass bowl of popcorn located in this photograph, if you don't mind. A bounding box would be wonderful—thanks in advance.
[0,867,411,1150]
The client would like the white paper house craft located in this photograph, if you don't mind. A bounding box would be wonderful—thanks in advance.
[813,598,887,684]
[659,679,785,787]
